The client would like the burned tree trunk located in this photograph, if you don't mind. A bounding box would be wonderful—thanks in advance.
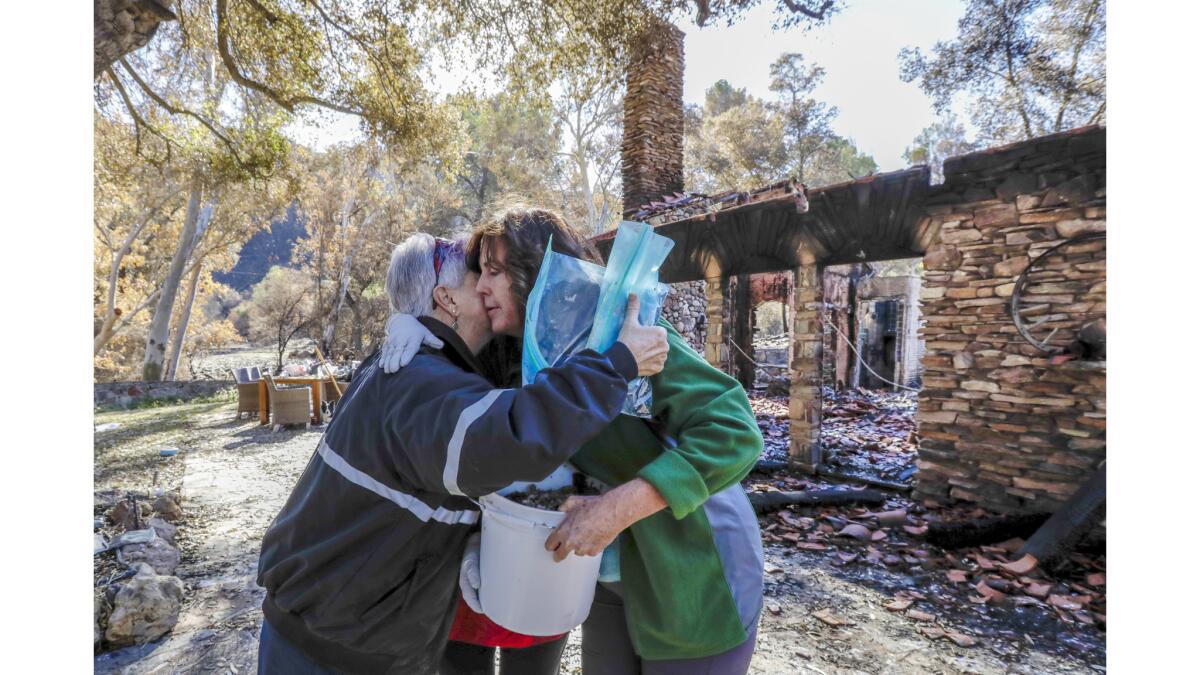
[925,513,1051,550]
[729,273,755,389]
[747,488,886,514]
[1017,463,1106,570]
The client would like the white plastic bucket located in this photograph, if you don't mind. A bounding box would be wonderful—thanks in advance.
[477,492,602,636]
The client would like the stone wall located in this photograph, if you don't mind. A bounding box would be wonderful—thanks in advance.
[661,280,706,353]
[914,126,1106,514]
[95,380,236,411]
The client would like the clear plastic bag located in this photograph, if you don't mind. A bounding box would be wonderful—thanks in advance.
[521,222,674,417]
[521,239,606,379]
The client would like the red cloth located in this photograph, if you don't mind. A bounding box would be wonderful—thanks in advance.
[447,597,566,648]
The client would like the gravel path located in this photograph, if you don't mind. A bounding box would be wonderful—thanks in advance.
[95,403,320,674]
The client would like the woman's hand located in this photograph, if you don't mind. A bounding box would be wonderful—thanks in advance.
[381,313,444,373]
[543,495,622,561]
[616,294,669,377]
[543,478,667,562]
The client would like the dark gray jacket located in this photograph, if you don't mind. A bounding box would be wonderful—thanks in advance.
[257,318,637,673]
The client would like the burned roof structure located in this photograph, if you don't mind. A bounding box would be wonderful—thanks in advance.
[595,125,1105,282]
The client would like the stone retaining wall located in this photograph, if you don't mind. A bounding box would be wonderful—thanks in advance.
[661,280,706,353]
[95,381,236,411]
[914,126,1106,513]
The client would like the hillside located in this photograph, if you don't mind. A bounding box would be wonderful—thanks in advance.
[212,204,308,292]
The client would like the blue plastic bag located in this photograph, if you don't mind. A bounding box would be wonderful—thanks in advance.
[521,222,674,417]
[521,237,606,380]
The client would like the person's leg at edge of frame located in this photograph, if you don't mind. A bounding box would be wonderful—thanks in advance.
[257,620,338,675]
[439,641,495,675]
[639,623,759,675]
[579,583,760,675]
[580,583,641,675]
[498,635,570,675]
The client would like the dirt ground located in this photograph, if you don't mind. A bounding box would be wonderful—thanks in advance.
[94,399,1104,674]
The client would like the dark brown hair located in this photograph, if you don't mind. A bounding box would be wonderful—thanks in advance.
[466,200,601,312]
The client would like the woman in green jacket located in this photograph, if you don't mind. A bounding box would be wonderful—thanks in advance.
[384,204,764,674]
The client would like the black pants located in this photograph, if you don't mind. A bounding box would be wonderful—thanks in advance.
[439,637,568,675]
[258,620,337,675]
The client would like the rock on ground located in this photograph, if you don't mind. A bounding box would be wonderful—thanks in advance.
[105,564,184,647]
[147,517,177,545]
[119,538,181,576]
[95,588,112,647]
[108,500,152,531]
[153,494,183,522]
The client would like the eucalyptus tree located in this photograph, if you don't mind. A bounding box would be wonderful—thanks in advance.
[553,68,624,234]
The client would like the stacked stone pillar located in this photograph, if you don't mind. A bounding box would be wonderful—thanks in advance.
[789,265,824,470]
[621,19,685,214]
[702,274,729,371]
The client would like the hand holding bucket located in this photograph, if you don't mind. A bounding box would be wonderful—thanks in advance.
[477,494,604,636]
[543,495,626,562]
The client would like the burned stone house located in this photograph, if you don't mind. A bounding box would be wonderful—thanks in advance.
[595,24,1106,516]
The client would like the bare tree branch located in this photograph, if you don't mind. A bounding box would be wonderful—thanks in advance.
[105,67,172,164]
[118,58,247,164]
[215,0,364,117]
[781,0,836,20]
[245,0,281,24]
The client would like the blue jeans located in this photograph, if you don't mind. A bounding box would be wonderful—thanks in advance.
[258,620,338,675]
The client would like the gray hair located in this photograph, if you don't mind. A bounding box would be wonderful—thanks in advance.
[386,233,468,316]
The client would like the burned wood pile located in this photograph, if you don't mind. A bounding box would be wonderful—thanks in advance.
[745,471,1106,645]
[749,389,919,484]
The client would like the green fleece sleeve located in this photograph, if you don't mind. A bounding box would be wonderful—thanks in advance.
[636,322,764,519]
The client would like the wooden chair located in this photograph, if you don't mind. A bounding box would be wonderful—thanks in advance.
[231,368,260,419]
[264,373,312,431]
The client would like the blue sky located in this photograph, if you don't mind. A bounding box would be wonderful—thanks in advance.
[288,0,967,172]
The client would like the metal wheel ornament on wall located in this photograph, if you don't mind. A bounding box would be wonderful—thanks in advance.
[1009,231,1106,355]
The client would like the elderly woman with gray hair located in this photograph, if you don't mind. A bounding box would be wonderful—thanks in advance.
[255,233,669,674]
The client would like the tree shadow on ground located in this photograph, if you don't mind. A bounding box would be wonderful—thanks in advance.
[219,423,323,453]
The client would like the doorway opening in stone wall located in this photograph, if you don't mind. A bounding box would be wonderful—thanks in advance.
[737,272,795,467]
[817,259,925,487]
[753,300,789,393]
